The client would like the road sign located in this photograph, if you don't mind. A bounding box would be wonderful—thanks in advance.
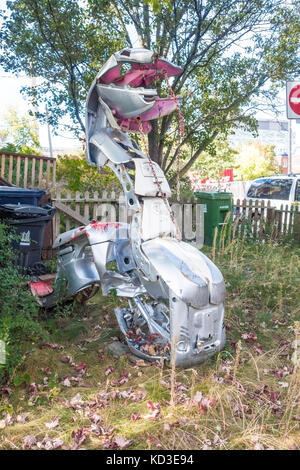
[287,81,300,119]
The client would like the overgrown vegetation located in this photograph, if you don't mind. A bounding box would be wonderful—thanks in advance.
[56,155,120,194]
[0,239,299,450]
[191,139,238,181]
[189,139,281,183]
[234,140,280,181]
[0,224,46,384]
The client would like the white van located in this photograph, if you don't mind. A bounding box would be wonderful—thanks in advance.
[245,175,300,210]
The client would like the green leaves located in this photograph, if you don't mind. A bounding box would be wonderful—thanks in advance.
[235,141,280,180]
[13,372,31,387]
[0,223,45,383]
[192,139,238,181]
[56,154,120,193]
[0,107,42,155]
[1,0,125,133]
[1,0,299,179]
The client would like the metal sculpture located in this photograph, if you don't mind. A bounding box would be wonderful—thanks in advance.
[31,48,226,367]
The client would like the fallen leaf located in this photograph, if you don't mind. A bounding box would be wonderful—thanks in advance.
[75,363,88,372]
[42,342,64,350]
[254,442,265,450]
[98,349,104,360]
[114,436,132,449]
[60,355,75,366]
[241,332,257,343]
[62,378,71,387]
[135,360,151,367]
[23,435,37,449]
[143,401,162,420]
[148,345,156,356]
[28,383,39,396]
[71,428,87,450]
[0,386,12,396]
[45,417,60,429]
[4,413,14,426]
[193,391,203,403]
[105,366,115,376]
[131,413,141,422]
[16,413,29,424]
[146,433,162,448]
[70,393,84,406]
[90,413,102,424]
[42,437,64,450]
[278,381,289,388]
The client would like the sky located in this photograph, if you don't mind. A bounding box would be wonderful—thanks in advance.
[0,72,81,153]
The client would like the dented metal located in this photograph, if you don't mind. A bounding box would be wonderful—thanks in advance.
[35,48,226,366]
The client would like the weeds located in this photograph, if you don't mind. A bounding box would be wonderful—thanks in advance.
[0,224,46,383]
[0,239,299,449]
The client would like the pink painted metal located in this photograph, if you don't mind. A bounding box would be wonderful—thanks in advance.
[30,280,54,297]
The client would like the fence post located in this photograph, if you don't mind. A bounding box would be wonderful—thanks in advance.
[93,191,99,220]
[53,191,61,241]
[1,154,5,178]
[294,207,300,243]
[24,157,28,188]
[52,159,56,187]
[16,155,21,187]
[259,200,265,239]
[8,155,13,184]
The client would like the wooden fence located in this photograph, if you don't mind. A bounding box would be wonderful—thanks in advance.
[4,150,299,260]
[0,152,56,189]
[41,193,300,259]
[52,190,120,238]
[51,191,204,245]
[233,198,300,241]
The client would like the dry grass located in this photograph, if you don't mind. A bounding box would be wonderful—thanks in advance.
[0,239,300,450]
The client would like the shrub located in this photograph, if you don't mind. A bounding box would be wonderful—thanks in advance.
[56,154,120,193]
[0,224,46,383]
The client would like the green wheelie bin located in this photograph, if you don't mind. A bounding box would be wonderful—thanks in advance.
[194,191,233,246]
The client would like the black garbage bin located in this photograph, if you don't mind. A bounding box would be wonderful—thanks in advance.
[0,186,45,206]
[0,204,55,274]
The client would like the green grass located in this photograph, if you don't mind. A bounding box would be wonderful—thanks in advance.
[0,239,300,450]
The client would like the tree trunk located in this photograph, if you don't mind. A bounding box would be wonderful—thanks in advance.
[148,120,161,165]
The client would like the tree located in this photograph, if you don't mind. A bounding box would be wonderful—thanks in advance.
[1,0,299,183]
[0,107,42,155]
[0,0,124,134]
[191,138,237,180]
[234,140,279,180]
[56,154,120,193]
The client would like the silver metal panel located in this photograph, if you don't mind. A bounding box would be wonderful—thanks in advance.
[97,84,156,118]
[36,47,226,368]
[134,159,171,197]
[90,130,132,164]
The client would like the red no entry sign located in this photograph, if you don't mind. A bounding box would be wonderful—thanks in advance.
[289,84,300,115]
[287,81,300,119]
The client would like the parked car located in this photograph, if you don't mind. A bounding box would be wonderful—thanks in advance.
[233,174,300,227]
[245,174,300,210]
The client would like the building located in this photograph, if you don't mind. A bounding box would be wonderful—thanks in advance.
[229,119,298,169]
